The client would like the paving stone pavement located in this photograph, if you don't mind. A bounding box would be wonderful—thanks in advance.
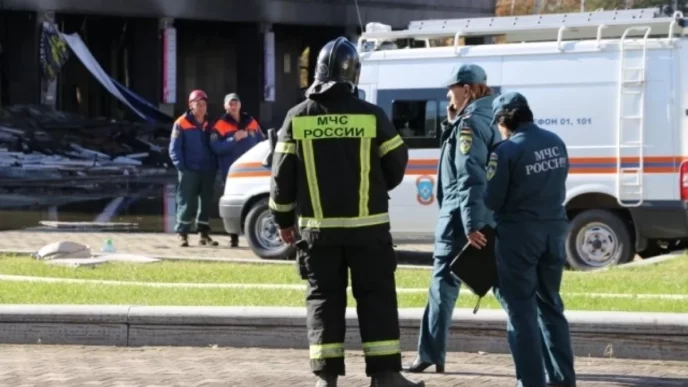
[0,230,433,263]
[0,345,687,387]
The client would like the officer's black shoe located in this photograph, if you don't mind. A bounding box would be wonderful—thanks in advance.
[229,234,239,248]
[198,232,219,247]
[403,356,444,373]
[178,233,189,248]
[315,372,338,387]
[370,372,424,387]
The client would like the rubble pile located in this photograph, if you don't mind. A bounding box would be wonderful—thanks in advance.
[0,105,174,181]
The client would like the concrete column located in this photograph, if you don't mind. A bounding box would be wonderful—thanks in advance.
[255,23,272,128]
[158,17,175,117]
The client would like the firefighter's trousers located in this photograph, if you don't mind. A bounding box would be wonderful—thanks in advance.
[298,239,402,376]
[175,169,216,234]
[492,221,576,387]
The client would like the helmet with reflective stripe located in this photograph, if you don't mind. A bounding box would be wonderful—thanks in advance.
[188,89,208,104]
[314,37,360,87]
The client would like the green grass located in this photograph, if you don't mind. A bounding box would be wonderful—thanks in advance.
[1,255,687,293]
[0,282,686,312]
[0,254,687,312]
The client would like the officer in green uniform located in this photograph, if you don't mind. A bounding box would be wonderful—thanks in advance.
[485,92,576,387]
[404,64,501,373]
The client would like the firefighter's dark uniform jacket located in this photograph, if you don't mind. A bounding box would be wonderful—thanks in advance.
[269,83,408,244]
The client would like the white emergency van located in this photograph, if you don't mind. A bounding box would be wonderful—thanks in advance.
[219,6,688,270]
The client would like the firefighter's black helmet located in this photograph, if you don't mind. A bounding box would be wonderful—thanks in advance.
[314,37,360,88]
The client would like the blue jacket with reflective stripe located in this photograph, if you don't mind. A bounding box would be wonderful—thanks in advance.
[168,112,216,172]
[210,113,264,180]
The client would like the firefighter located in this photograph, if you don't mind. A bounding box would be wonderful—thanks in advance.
[404,64,500,373]
[269,36,424,387]
[168,89,219,247]
[485,92,576,387]
[210,93,264,248]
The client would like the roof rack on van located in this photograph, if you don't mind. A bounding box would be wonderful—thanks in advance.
[358,6,686,52]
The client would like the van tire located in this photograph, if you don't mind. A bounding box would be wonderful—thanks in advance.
[566,209,634,271]
[244,198,295,260]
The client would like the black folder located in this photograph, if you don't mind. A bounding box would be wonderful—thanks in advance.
[449,225,497,314]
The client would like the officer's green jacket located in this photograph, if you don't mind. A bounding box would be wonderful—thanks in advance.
[435,95,500,256]
[269,83,408,245]
[484,122,569,224]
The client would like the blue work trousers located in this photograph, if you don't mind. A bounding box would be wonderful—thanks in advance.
[417,255,461,366]
[493,223,576,387]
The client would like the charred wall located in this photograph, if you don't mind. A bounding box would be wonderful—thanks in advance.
[173,19,238,118]
[0,10,40,106]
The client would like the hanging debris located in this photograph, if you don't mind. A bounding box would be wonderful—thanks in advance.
[0,105,179,210]
[0,104,173,181]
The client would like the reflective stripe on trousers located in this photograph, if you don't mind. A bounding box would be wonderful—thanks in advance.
[362,340,401,357]
[310,343,345,359]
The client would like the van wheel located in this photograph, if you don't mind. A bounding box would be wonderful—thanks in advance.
[244,198,295,260]
[566,209,634,271]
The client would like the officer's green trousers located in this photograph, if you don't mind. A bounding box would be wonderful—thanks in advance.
[493,221,576,387]
[175,170,216,234]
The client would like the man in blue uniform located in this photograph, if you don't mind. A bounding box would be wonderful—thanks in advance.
[168,89,219,247]
[404,64,501,373]
[210,93,264,247]
[484,92,576,387]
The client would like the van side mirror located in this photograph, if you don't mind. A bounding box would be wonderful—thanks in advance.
[261,128,278,168]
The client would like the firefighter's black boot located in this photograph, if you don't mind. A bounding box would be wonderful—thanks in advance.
[178,233,189,247]
[370,372,424,387]
[229,234,239,248]
[199,232,219,246]
[315,372,337,387]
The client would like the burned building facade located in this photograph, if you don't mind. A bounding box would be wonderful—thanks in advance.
[1,0,494,128]
[0,0,493,232]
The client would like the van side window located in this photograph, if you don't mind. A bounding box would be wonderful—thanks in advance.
[438,100,449,123]
[391,100,437,139]
[389,99,441,149]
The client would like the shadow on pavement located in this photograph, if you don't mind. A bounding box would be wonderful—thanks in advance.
[578,374,688,386]
[440,371,510,379]
[437,372,688,387]
[395,250,433,266]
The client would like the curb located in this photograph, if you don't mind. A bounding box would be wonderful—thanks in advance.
[0,305,686,361]
[2,248,684,270]
[0,249,430,269]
